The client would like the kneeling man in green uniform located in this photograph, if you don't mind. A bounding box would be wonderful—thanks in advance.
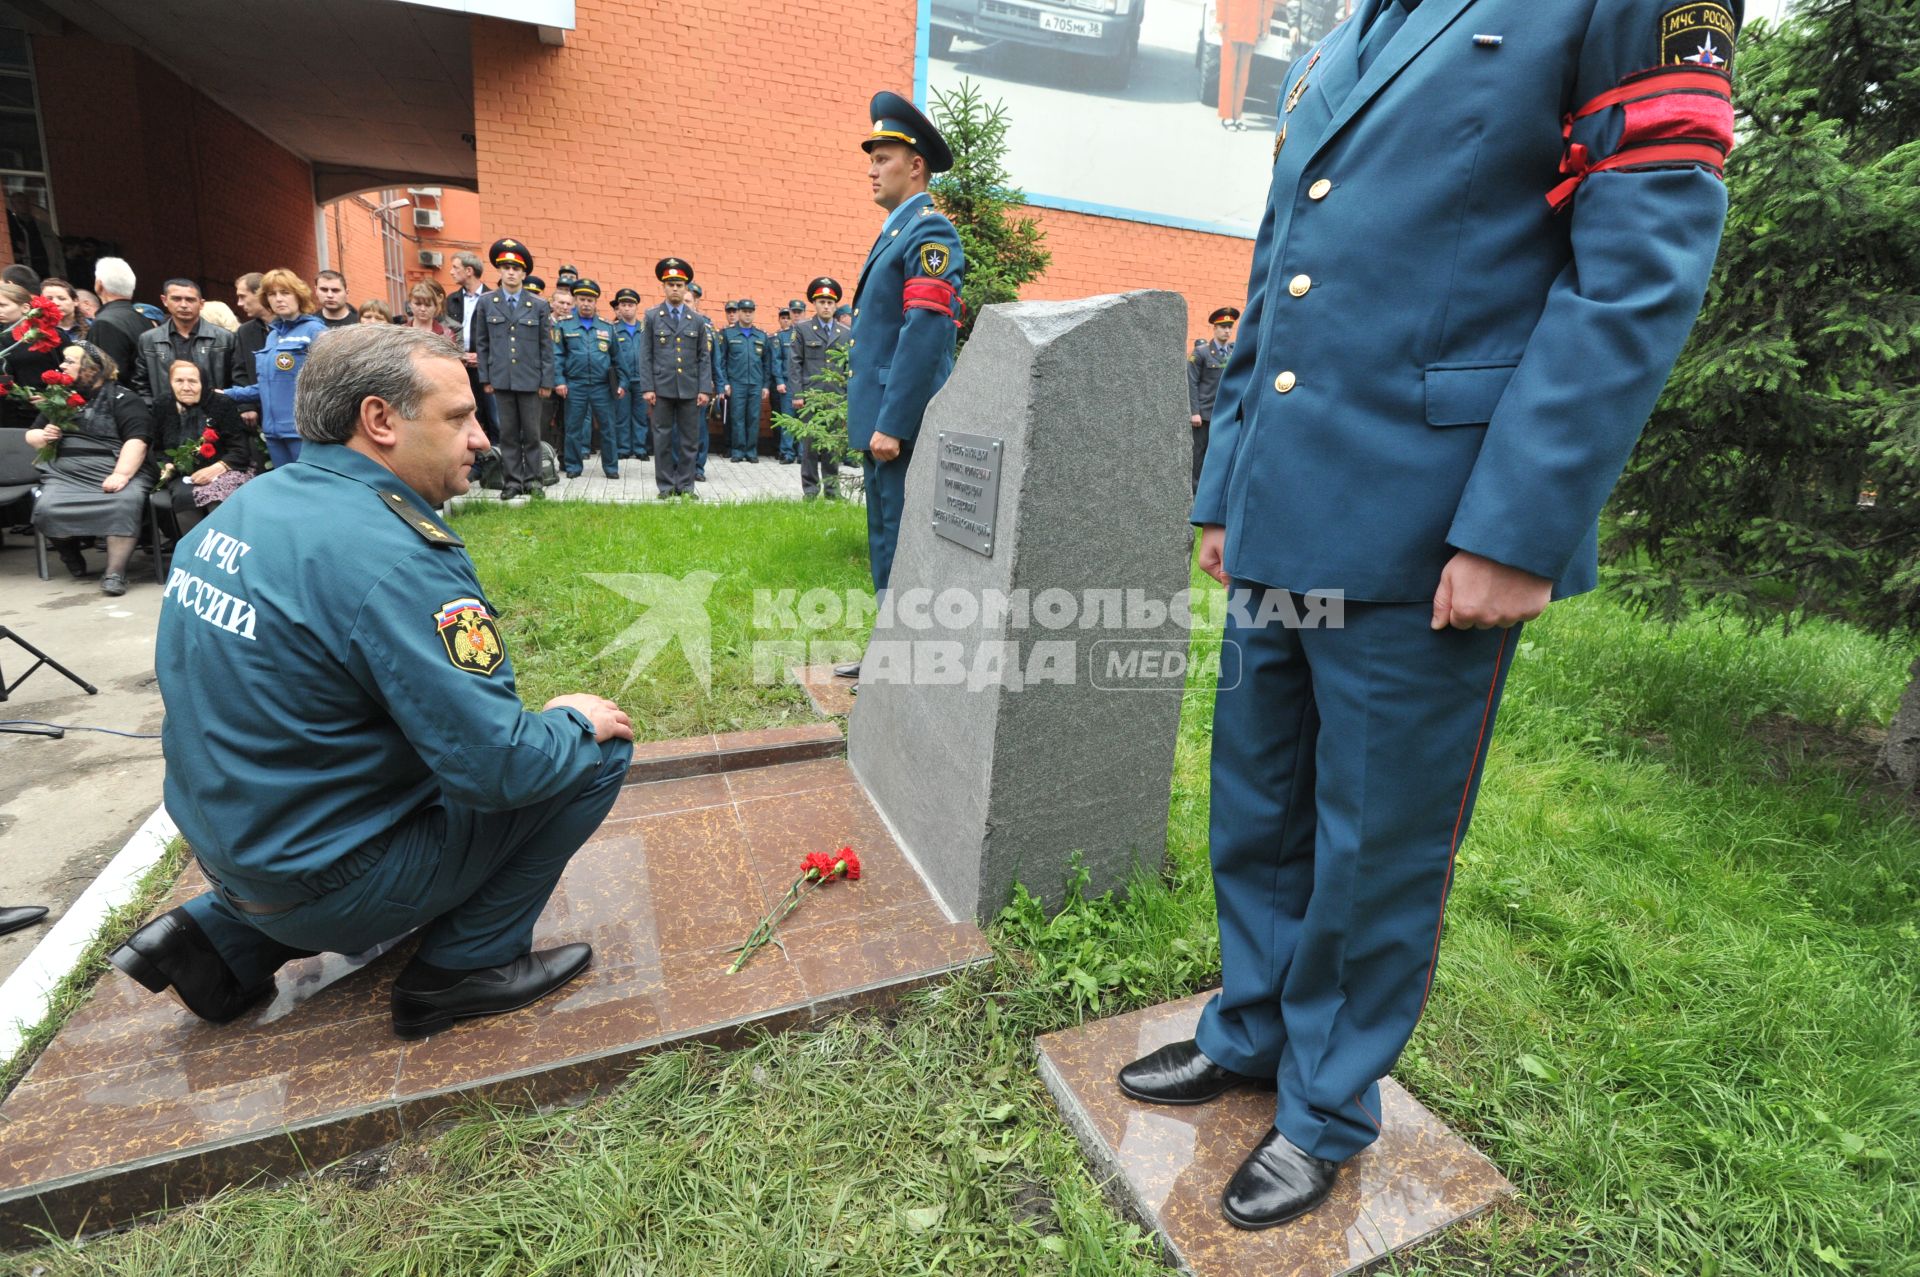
[116,324,635,1038]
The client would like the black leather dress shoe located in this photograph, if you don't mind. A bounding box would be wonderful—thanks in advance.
[109,907,274,1024]
[832,661,860,679]
[1117,1039,1275,1105]
[390,943,592,1039]
[1222,1128,1341,1230]
[0,905,48,937]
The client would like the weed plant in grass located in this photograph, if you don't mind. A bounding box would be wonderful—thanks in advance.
[20,515,1918,1275]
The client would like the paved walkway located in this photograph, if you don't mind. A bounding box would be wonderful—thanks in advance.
[465,454,840,507]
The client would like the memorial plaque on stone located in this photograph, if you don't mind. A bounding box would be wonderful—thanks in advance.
[849,290,1193,921]
[932,431,1004,557]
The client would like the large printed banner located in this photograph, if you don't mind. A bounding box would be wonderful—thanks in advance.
[921,0,1353,237]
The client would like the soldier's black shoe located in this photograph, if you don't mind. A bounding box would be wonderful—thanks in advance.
[390,943,592,1039]
[1222,1129,1340,1230]
[0,905,48,937]
[1117,1039,1275,1105]
[109,907,276,1024]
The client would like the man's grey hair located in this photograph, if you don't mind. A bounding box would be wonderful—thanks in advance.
[94,256,135,298]
[296,324,465,444]
[453,251,484,276]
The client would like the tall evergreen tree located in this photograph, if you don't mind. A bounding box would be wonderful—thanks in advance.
[1606,0,1920,779]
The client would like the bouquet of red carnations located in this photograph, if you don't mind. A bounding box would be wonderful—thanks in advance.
[728,845,862,974]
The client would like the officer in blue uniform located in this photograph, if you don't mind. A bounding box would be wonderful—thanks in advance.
[473,237,556,500]
[689,283,717,481]
[1187,306,1237,492]
[771,300,805,463]
[1117,0,1740,1230]
[554,279,623,478]
[717,299,774,463]
[637,258,714,498]
[609,287,650,461]
[113,325,635,1037]
[846,90,966,676]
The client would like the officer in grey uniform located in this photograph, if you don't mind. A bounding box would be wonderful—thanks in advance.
[113,325,634,1037]
[473,237,556,499]
[1187,306,1238,492]
[790,277,851,499]
[637,258,714,498]
[717,299,773,462]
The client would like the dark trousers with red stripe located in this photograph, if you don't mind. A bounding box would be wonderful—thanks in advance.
[1194,587,1518,1162]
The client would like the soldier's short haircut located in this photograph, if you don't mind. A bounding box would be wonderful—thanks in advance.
[454,252,485,276]
[296,324,464,445]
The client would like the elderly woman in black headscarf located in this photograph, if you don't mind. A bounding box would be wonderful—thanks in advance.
[25,342,156,596]
[148,358,256,542]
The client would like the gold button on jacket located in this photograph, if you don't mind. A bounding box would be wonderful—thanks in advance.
[1274,371,1297,393]
[1308,179,1332,200]
[1289,275,1312,297]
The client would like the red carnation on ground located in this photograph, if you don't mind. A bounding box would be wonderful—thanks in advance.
[730,843,866,974]
[66,393,85,408]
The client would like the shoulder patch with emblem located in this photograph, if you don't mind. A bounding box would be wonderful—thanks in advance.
[918,243,951,277]
[1661,2,1735,68]
[434,597,504,676]
[381,491,465,547]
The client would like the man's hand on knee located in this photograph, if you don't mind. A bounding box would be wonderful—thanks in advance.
[544,694,635,742]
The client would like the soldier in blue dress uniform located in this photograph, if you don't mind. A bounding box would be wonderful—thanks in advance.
[717,299,774,463]
[113,325,634,1037]
[1187,306,1238,493]
[841,90,966,677]
[771,299,805,463]
[554,279,623,478]
[637,258,714,498]
[1117,0,1741,1230]
[609,287,650,461]
[690,283,717,481]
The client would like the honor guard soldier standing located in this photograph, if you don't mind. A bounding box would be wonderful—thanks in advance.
[717,299,773,462]
[116,325,635,1037]
[688,282,717,481]
[473,238,556,500]
[790,278,851,501]
[1119,0,1741,1231]
[1187,306,1238,492]
[637,258,714,498]
[843,90,965,676]
[609,288,649,462]
[771,300,804,463]
[553,279,623,479]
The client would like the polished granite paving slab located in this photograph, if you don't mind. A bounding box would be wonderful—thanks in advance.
[1037,994,1514,1277]
[0,724,988,1243]
[791,663,858,718]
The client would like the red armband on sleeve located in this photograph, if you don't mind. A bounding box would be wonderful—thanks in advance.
[1547,65,1734,213]
[904,275,961,327]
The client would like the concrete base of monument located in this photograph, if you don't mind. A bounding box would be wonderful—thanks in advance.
[0,724,989,1244]
[1037,993,1515,1277]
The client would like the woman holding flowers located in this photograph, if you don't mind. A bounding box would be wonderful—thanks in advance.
[0,281,60,428]
[36,277,84,341]
[224,268,327,467]
[148,359,255,542]
[26,343,155,595]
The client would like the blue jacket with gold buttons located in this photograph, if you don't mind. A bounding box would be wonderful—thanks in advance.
[847,190,965,452]
[1196,0,1739,601]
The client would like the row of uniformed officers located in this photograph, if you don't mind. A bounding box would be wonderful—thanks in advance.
[466,238,855,499]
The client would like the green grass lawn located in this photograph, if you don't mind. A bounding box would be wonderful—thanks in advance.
[21,501,1919,1275]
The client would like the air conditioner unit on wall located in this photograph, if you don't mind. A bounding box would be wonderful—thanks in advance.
[407,187,443,199]
[417,250,444,268]
[412,208,444,230]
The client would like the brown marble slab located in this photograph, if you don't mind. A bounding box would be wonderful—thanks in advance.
[791,663,858,718]
[0,746,987,1244]
[1037,993,1514,1277]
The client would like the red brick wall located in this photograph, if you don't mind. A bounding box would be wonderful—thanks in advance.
[34,29,317,302]
[470,0,1253,341]
[322,199,398,313]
